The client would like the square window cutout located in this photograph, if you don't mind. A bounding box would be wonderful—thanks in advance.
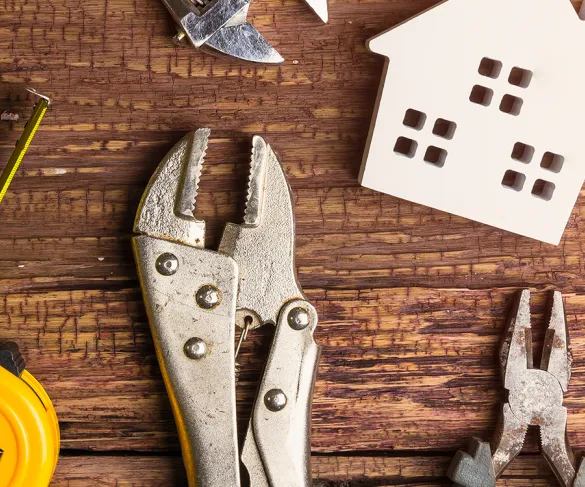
[424,146,447,167]
[500,94,523,115]
[470,85,494,106]
[511,142,535,163]
[502,170,526,191]
[540,152,564,173]
[432,119,457,140]
[394,137,418,158]
[508,67,533,88]
[478,57,503,79]
[532,179,555,201]
[403,109,426,130]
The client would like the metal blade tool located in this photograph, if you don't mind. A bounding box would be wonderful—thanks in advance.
[163,0,328,63]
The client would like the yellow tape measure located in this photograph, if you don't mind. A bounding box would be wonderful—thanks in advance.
[0,88,52,203]
[0,343,60,487]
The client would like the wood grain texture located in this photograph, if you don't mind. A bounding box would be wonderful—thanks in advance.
[5,286,585,456]
[51,454,558,486]
[1,0,585,484]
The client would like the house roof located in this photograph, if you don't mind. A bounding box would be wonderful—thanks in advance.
[368,0,585,57]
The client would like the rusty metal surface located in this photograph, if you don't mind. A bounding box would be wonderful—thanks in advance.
[449,290,585,487]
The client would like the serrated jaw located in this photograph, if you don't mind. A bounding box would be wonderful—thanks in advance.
[244,136,268,226]
[134,129,209,248]
[176,128,210,220]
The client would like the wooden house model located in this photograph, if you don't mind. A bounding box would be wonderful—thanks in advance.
[359,0,585,244]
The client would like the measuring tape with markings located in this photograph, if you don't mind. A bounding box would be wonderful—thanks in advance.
[0,88,52,204]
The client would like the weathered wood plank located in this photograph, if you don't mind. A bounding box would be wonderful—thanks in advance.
[50,454,556,486]
[1,193,585,293]
[3,287,585,455]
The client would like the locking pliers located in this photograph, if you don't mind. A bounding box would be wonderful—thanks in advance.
[448,290,585,487]
[133,129,320,487]
[163,0,328,63]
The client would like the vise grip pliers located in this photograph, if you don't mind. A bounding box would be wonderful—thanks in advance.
[448,290,585,487]
[0,342,60,487]
[133,129,320,486]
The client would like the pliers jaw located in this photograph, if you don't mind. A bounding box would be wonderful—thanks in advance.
[499,290,572,390]
[218,135,305,330]
[134,129,208,248]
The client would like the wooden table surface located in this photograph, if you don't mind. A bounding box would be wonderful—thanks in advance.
[2,0,585,485]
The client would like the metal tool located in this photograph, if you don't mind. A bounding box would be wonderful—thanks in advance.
[448,290,585,487]
[133,128,320,487]
[0,88,52,204]
[163,0,328,63]
[0,342,60,487]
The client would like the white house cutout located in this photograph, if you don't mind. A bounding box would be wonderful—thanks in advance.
[359,0,585,245]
